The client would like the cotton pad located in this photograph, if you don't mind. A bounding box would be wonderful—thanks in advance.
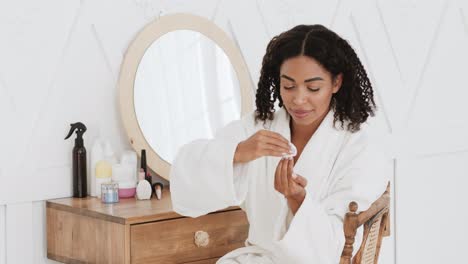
[282,142,297,158]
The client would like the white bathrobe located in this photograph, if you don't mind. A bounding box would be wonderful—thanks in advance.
[170,107,389,264]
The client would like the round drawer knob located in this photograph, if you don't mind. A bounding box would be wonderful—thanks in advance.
[194,230,210,247]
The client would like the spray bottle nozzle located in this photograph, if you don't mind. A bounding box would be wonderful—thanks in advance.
[65,122,87,147]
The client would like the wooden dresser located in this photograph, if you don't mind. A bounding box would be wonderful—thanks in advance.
[46,188,249,264]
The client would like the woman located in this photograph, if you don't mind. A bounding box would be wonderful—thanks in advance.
[171,24,389,263]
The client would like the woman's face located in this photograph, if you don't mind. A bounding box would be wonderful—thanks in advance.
[279,55,342,127]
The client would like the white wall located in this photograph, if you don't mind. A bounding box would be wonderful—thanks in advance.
[1,0,467,263]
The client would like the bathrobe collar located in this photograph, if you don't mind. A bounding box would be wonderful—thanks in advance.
[269,107,348,199]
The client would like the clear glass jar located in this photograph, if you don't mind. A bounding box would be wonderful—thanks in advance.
[101,182,119,203]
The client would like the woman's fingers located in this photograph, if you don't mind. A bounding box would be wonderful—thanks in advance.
[281,158,289,191]
[287,157,294,182]
[261,143,288,157]
[259,134,290,153]
[275,158,309,199]
[254,130,293,159]
[274,158,283,191]
[259,131,290,150]
[292,174,308,188]
[260,130,289,144]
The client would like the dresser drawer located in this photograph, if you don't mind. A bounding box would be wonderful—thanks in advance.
[130,209,249,264]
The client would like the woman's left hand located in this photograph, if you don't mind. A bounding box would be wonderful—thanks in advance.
[274,157,308,214]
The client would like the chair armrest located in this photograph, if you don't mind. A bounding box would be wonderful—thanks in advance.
[339,182,390,264]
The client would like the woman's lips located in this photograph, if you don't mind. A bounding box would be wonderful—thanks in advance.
[291,110,312,118]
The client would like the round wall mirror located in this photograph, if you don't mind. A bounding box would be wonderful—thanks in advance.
[119,13,254,181]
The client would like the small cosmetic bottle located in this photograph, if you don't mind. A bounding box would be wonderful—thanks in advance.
[101,182,119,203]
[152,182,164,200]
[136,169,152,200]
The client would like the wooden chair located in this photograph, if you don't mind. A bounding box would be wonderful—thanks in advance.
[340,182,391,264]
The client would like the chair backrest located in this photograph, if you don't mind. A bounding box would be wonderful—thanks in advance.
[339,182,390,264]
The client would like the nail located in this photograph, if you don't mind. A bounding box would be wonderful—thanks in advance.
[292,172,297,179]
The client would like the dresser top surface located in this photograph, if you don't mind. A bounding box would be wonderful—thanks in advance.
[46,188,239,225]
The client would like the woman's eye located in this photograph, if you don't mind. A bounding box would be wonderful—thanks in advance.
[283,86,295,89]
[308,87,320,92]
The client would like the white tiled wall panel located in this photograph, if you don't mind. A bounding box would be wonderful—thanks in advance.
[396,152,468,263]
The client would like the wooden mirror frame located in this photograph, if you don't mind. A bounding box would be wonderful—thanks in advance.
[118,13,254,181]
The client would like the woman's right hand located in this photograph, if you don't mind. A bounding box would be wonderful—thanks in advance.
[233,130,291,163]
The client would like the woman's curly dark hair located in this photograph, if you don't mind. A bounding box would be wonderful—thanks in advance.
[255,24,376,132]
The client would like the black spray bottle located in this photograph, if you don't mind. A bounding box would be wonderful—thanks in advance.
[65,122,88,198]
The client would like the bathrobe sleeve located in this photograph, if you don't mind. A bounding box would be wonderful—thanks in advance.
[170,118,251,218]
[273,135,390,264]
